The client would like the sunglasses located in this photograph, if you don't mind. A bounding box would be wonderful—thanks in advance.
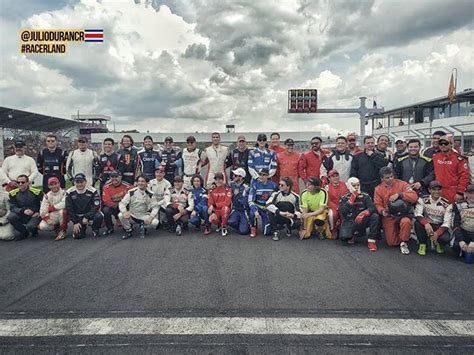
[46,139,56,142]
[348,139,356,142]
[258,139,267,142]
[439,141,450,146]
[311,142,320,145]
[78,140,86,143]
[259,173,268,176]
[17,181,27,184]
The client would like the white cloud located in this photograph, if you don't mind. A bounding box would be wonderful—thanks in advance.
[0,0,472,138]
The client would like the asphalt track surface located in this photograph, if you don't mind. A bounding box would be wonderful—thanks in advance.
[0,227,473,354]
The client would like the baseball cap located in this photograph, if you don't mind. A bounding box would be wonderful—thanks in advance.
[237,135,246,142]
[328,169,339,177]
[438,135,450,143]
[164,136,173,142]
[257,133,267,141]
[284,138,295,145]
[395,136,405,143]
[78,136,88,143]
[110,170,121,177]
[14,140,25,147]
[307,176,321,186]
[465,184,474,193]
[74,173,86,182]
[214,172,224,180]
[186,135,196,143]
[258,168,269,175]
[429,180,442,189]
[47,177,60,185]
[174,175,183,182]
[232,168,246,178]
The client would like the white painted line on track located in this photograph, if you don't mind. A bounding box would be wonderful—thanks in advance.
[0,317,473,337]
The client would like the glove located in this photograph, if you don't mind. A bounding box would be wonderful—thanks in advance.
[355,210,370,224]
[348,192,358,205]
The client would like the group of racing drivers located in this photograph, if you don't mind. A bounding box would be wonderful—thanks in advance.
[0,130,473,261]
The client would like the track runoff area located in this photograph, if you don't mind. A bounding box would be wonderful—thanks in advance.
[0,230,473,352]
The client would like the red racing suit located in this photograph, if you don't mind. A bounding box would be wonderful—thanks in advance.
[208,185,232,227]
[326,182,349,238]
[276,151,301,193]
[374,179,418,246]
[298,149,329,183]
[432,150,469,203]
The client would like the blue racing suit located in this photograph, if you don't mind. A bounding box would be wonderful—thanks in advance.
[248,179,278,235]
[189,187,209,227]
[137,148,161,181]
[248,148,277,180]
[228,181,250,235]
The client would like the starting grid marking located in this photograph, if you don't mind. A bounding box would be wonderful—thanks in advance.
[0,317,472,337]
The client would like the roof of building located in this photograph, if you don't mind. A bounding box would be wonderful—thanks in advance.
[0,107,80,131]
[372,88,474,117]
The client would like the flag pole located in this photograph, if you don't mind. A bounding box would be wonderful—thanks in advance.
[453,68,457,94]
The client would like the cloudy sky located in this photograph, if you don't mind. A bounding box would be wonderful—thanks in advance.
[0,0,472,136]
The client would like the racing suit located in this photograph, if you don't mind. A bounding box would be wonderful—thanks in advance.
[338,191,380,242]
[137,148,161,182]
[38,188,67,233]
[432,150,469,203]
[374,179,418,247]
[321,150,353,182]
[8,187,42,239]
[208,185,232,228]
[394,154,434,195]
[97,151,120,194]
[326,182,349,238]
[118,187,159,231]
[248,148,277,180]
[148,178,172,225]
[248,179,278,235]
[201,145,230,188]
[102,181,132,230]
[229,148,251,184]
[0,191,14,240]
[228,181,250,235]
[350,150,387,198]
[276,150,301,193]
[414,195,452,246]
[117,146,139,185]
[164,187,194,230]
[298,149,329,183]
[37,148,67,192]
[66,149,99,187]
[189,187,209,228]
[160,148,182,184]
[266,190,302,232]
[65,186,103,237]
[452,200,474,254]
[181,148,202,189]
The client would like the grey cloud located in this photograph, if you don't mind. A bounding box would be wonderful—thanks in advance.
[182,43,207,59]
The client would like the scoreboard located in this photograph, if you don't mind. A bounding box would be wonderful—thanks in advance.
[288,89,317,113]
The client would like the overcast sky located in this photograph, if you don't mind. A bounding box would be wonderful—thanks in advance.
[0,0,472,136]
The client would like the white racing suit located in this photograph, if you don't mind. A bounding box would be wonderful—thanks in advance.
[38,189,67,232]
[118,187,159,231]
[0,192,14,240]
[148,178,172,225]
[201,145,229,188]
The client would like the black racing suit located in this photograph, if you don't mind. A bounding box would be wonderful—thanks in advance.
[7,187,43,238]
[37,148,67,192]
[98,152,120,194]
[65,186,103,237]
[117,147,139,184]
[350,151,387,198]
[338,191,380,241]
[137,148,161,181]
